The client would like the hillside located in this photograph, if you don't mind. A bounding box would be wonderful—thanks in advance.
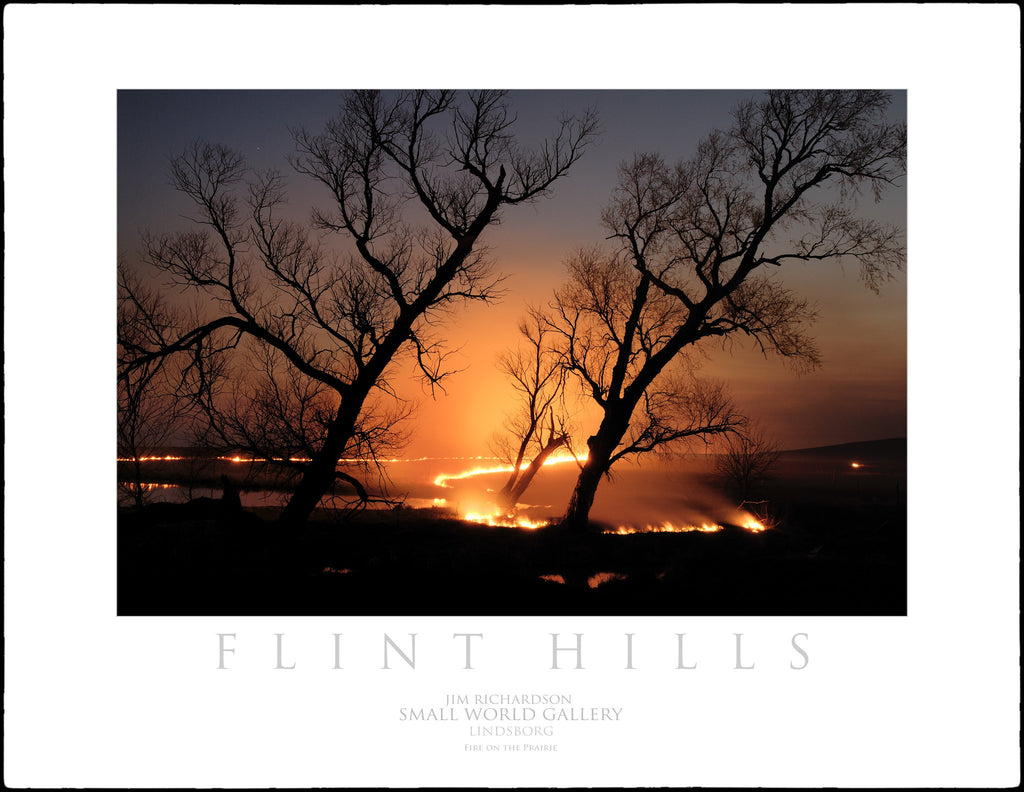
[783,437,906,461]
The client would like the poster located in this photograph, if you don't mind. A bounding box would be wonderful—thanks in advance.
[4,5,1019,788]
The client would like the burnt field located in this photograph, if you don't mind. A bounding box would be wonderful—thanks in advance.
[117,439,906,616]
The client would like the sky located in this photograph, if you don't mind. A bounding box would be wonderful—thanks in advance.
[118,88,907,457]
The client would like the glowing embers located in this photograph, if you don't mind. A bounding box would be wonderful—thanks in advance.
[587,571,628,588]
[462,511,550,530]
[538,572,630,587]
[607,521,724,536]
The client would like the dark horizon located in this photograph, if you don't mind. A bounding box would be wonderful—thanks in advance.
[122,434,908,460]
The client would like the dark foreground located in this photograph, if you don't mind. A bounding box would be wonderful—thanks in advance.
[119,439,907,616]
[119,495,905,618]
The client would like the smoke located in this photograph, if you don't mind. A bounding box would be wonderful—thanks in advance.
[587,457,746,529]
[385,455,746,528]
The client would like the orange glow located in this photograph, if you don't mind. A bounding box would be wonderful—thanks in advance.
[462,511,550,530]
[117,455,185,462]
[434,464,515,488]
[217,454,512,466]
[607,521,724,535]
[588,571,628,588]
[539,574,566,585]
[219,455,312,463]
[851,462,861,468]
[433,452,583,488]
[741,516,769,533]
[607,513,771,535]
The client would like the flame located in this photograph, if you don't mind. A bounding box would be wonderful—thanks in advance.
[462,511,550,530]
[435,464,516,488]
[116,455,185,462]
[851,462,861,468]
[433,452,583,488]
[607,513,771,535]
[607,521,724,535]
[741,516,768,533]
[219,455,312,463]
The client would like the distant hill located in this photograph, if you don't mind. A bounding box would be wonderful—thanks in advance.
[782,438,907,461]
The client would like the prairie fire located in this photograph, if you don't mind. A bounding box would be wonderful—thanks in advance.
[118,452,772,537]
[607,522,724,535]
[458,512,769,534]
[116,455,185,462]
[462,511,550,530]
[433,453,582,489]
[433,464,517,488]
[607,515,769,536]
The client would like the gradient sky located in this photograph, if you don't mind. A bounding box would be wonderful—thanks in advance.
[118,89,907,457]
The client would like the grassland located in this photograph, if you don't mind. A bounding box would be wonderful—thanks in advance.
[117,439,906,616]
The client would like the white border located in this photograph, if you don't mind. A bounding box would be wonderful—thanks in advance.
[4,4,1020,788]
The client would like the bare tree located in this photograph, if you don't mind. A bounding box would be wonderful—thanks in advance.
[715,424,782,503]
[118,262,234,506]
[547,90,905,532]
[119,90,598,528]
[490,314,571,515]
[541,247,747,526]
[117,263,191,508]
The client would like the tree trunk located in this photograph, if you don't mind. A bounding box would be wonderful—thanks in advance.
[276,449,341,529]
[560,456,606,533]
[559,417,624,532]
[496,437,566,514]
[131,458,145,510]
[276,402,362,529]
[276,200,504,531]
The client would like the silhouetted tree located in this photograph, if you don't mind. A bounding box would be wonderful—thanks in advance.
[117,263,191,508]
[491,314,572,514]
[715,424,782,502]
[548,90,906,532]
[541,247,747,527]
[119,90,598,528]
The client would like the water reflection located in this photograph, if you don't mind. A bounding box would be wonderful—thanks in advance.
[117,483,450,511]
[587,571,629,589]
[117,483,289,508]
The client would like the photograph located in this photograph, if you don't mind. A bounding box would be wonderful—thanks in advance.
[116,88,908,617]
[6,5,1019,789]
